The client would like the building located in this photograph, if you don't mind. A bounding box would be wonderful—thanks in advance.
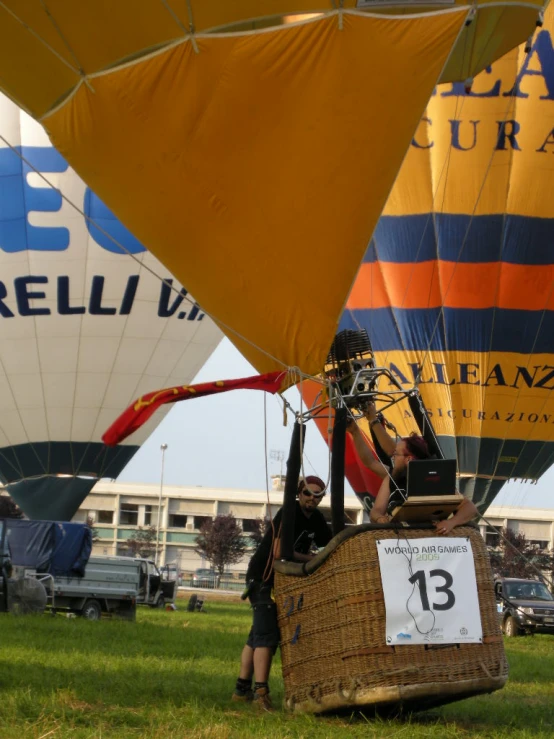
[479,505,554,551]
[3,482,553,574]
[72,477,365,574]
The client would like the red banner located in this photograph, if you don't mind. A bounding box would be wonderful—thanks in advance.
[102,371,288,446]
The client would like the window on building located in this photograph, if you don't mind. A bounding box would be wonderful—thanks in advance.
[98,510,114,524]
[144,505,160,526]
[484,526,500,548]
[242,519,258,533]
[168,514,187,528]
[194,515,211,530]
[120,504,139,525]
[528,539,549,551]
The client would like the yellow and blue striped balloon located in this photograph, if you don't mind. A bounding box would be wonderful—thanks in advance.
[341,10,554,509]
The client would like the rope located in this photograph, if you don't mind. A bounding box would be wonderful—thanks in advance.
[261,391,277,584]
[0,132,291,374]
[468,22,554,501]
[478,511,553,590]
[159,0,199,53]
[413,42,532,382]
[345,83,470,444]
[39,0,93,90]
[0,1,81,79]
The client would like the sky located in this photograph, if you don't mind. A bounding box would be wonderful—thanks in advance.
[118,338,554,511]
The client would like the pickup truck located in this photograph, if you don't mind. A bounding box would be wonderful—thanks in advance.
[0,519,175,619]
[36,554,138,620]
[43,555,177,619]
[495,577,554,636]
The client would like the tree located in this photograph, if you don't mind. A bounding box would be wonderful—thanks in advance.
[126,526,158,558]
[195,514,247,581]
[0,495,23,519]
[489,527,553,580]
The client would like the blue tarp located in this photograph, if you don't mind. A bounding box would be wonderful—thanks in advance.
[4,519,92,576]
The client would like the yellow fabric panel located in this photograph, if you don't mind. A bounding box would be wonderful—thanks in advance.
[42,12,466,376]
[0,2,545,118]
[386,3,554,219]
[371,351,554,443]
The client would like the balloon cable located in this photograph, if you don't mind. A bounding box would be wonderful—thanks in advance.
[0,132,290,372]
[477,512,553,590]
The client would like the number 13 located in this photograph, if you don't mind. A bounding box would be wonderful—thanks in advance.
[408,569,455,611]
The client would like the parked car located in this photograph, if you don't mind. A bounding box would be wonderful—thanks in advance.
[190,568,220,588]
[495,577,554,636]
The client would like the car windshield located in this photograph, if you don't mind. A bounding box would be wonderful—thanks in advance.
[505,581,554,601]
[196,569,214,576]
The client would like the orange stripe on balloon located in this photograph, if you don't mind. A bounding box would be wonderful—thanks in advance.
[347,262,442,309]
[346,262,554,310]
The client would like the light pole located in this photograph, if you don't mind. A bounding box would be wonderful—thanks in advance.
[155,443,168,566]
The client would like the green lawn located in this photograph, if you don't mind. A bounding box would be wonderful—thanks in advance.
[0,600,552,738]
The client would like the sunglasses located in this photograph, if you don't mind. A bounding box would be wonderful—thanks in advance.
[301,489,324,499]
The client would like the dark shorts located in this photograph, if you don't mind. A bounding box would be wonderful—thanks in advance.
[245,581,280,651]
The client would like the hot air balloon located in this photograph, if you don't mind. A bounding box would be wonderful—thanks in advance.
[0,1,546,381]
[0,0,541,722]
[336,6,554,511]
[0,93,222,521]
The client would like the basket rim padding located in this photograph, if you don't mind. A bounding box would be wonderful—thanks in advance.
[274,521,479,578]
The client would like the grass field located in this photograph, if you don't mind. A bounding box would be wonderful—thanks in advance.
[0,597,553,739]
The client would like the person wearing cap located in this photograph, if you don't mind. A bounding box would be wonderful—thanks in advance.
[232,475,332,710]
[347,402,477,531]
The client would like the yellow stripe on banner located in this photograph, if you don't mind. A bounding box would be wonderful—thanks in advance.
[371,350,554,442]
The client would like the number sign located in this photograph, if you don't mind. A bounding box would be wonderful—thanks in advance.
[376,537,483,645]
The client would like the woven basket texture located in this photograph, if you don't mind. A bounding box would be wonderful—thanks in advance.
[275,527,507,713]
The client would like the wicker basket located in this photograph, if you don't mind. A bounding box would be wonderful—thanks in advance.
[274,526,507,714]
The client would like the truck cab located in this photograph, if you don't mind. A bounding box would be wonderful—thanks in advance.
[137,558,176,608]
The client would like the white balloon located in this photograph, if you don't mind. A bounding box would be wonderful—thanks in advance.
[0,94,222,519]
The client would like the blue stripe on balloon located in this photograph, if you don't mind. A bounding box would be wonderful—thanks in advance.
[363,214,554,265]
[341,307,554,353]
[449,436,552,479]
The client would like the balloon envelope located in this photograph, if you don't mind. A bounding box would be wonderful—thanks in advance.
[0,94,222,520]
[340,10,554,510]
[0,3,544,377]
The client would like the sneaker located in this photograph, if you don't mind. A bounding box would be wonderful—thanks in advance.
[253,687,273,712]
[231,689,254,703]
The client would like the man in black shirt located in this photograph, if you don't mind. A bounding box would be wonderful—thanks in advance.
[232,475,332,710]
